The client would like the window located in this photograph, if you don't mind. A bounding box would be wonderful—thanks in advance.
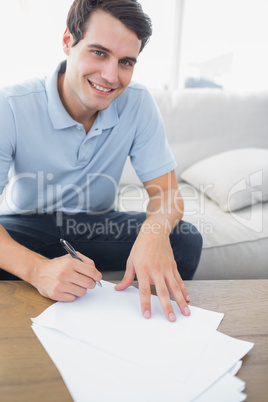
[137,0,268,91]
[179,0,268,91]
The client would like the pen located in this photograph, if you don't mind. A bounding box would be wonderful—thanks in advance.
[60,239,102,287]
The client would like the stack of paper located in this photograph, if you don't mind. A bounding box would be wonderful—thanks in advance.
[32,281,253,401]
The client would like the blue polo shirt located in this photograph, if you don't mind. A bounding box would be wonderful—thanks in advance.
[0,61,176,214]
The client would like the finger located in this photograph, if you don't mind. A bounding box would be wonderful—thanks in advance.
[66,254,102,284]
[56,256,101,290]
[66,282,89,297]
[76,252,96,267]
[49,281,88,301]
[166,273,191,317]
[52,292,77,302]
[70,271,98,290]
[115,259,135,291]
[155,280,177,322]
[137,275,152,319]
[173,263,190,302]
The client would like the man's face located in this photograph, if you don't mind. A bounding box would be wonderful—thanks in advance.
[61,10,141,117]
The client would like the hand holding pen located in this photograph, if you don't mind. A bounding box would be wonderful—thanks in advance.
[60,239,102,287]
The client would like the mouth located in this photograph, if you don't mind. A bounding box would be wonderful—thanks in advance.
[88,80,115,94]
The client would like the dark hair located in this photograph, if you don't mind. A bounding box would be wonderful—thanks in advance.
[67,0,152,52]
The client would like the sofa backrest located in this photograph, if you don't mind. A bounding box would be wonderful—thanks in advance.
[120,89,268,184]
[153,89,268,177]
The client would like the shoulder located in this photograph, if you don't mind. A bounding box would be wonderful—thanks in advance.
[127,81,149,92]
[0,76,46,103]
[116,81,157,113]
[125,81,154,98]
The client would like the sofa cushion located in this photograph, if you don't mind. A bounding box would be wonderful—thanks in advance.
[180,148,268,212]
[179,180,268,279]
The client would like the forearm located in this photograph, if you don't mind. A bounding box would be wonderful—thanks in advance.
[0,224,46,282]
[143,188,184,236]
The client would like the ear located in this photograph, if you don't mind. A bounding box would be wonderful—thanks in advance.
[62,28,72,55]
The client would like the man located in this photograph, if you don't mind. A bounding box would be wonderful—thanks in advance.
[0,0,202,322]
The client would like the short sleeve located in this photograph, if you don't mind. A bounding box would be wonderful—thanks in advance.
[129,88,176,183]
[0,92,16,194]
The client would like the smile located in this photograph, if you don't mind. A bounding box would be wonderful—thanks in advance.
[88,80,114,93]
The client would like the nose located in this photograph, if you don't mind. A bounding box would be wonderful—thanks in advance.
[100,59,119,85]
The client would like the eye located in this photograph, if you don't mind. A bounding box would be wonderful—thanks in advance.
[120,59,133,67]
[92,50,104,57]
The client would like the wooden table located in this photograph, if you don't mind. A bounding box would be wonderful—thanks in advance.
[1,280,267,402]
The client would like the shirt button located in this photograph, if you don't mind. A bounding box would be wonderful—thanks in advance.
[76,125,81,130]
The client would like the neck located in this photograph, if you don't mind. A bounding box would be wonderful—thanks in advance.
[57,74,97,134]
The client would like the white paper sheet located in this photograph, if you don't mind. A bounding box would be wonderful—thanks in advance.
[182,331,253,401]
[194,373,246,402]
[32,325,253,402]
[32,325,182,402]
[31,281,254,402]
[228,361,243,376]
[32,281,224,381]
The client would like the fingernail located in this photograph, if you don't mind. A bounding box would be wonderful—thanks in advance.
[144,310,151,319]
[186,295,190,302]
[169,313,176,322]
[184,306,191,316]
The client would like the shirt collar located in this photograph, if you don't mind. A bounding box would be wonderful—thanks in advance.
[46,60,119,131]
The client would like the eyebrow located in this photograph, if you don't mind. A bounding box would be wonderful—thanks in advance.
[88,44,137,64]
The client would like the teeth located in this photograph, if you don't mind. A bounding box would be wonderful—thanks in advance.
[90,81,112,92]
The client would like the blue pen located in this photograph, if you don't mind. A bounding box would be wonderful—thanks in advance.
[60,239,102,287]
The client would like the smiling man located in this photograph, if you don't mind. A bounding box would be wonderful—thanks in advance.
[58,9,141,132]
[0,0,202,322]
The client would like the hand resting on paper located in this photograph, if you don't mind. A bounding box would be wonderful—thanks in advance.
[115,223,191,322]
[115,171,191,322]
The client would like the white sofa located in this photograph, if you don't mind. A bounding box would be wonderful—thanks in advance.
[117,89,268,280]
